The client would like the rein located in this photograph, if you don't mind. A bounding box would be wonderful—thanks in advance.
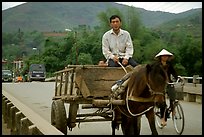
[114,62,165,103]
[128,68,165,103]
[122,78,165,117]
[114,62,166,117]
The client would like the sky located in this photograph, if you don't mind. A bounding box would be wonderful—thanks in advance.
[2,2,202,13]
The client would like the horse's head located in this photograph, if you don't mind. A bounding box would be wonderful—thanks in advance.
[146,62,168,103]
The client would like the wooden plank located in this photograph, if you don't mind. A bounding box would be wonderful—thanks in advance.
[55,66,134,98]
[67,71,73,95]
[75,75,92,98]
[73,66,132,98]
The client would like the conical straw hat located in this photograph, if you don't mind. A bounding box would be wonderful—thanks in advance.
[155,49,173,58]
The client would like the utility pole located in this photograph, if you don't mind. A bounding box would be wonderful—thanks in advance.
[65,29,78,65]
[74,31,78,65]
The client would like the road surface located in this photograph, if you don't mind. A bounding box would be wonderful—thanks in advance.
[2,82,202,135]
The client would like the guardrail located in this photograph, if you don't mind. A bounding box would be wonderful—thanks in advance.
[2,90,64,135]
[183,75,202,85]
[181,76,202,104]
[175,82,202,104]
[182,83,202,104]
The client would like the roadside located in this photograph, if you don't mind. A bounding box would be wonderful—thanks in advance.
[45,77,55,82]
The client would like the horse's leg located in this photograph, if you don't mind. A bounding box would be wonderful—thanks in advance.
[121,114,139,135]
[121,116,132,135]
[111,121,116,135]
[145,109,158,135]
[134,116,142,135]
[111,107,121,135]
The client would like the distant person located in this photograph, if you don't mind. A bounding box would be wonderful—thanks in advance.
[17,75,23,82]
[102,15,138,67]
[98,60,108,67]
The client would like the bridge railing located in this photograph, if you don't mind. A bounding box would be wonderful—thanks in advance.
[2,90,64,135]
[183,75,202,85]
[174,75,202,104]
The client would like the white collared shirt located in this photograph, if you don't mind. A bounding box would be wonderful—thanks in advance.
[102,28,134,60]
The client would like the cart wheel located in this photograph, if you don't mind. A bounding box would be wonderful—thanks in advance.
[51,99,67,134]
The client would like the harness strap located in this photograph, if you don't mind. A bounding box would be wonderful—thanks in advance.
[128,95,155,102]
[146,83,165,96]
[117,104,154,118]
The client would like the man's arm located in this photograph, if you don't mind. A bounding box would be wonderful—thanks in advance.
[169,63,178,80]
[124,32,134,60]
[102,34,114,60]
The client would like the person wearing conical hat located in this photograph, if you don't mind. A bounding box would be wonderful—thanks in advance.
[155,49,176,80]
[155,49,179,127]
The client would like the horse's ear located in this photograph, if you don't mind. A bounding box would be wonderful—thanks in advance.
[146,64,151,73]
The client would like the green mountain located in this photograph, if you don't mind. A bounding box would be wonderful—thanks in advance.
[2,2,202,32]
[153,8,202,38]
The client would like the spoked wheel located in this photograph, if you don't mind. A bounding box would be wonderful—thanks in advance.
[172,101,185,135]
[154,106,163,129]
[51,99,67,135]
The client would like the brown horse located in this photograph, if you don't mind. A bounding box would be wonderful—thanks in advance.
[111,62,168,135]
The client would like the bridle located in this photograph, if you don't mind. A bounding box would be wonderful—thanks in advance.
[146,81,166,97]
[146,63,167,97]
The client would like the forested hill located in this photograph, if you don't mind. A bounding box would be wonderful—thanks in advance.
[153,8,202,37]
[2,2,202,32]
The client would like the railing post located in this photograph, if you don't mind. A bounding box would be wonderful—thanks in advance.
[193,75,199,87]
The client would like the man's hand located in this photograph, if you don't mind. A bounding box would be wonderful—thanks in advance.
[113,55,119,63]
[122,58,128,66]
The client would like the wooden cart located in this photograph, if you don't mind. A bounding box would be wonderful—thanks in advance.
[51,65,133,134]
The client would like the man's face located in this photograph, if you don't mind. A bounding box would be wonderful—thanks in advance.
[110,17,121,31]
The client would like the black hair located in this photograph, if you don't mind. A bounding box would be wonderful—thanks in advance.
[109,15,121,23]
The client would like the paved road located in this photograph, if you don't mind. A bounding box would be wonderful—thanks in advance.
[2,82,202,135]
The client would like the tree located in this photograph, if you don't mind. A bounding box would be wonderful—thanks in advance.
[77,53,93,65]
[178,36,202,76]
[124,6,142,40]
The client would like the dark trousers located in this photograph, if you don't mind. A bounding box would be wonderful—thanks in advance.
[108,58,138,67]
[160,84,176,120]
